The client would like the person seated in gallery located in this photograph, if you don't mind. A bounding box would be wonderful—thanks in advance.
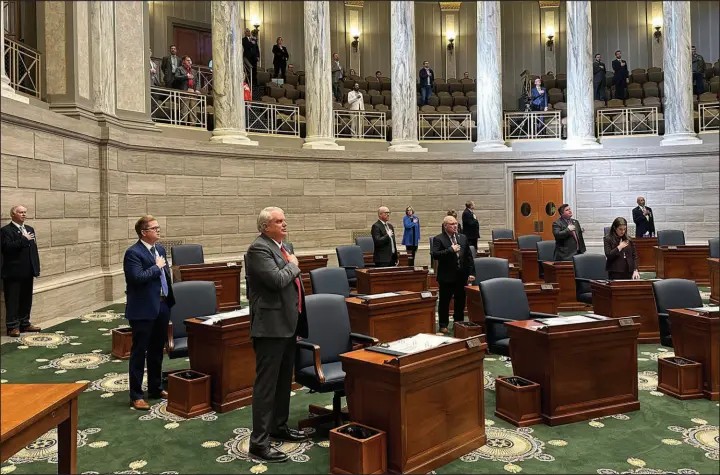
[604,217,640,281]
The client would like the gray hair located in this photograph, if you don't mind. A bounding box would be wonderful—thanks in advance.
[443,215,457,225]
[10,205,26,215]
[257,206,284,233]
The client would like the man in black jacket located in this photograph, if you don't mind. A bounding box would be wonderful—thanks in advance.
[462,201,479,249]
[593,54,606,101]
[552,204,586,261]
[432,215,475,334]
[611,50,629,100]
[243,28,261,88]
[632,196,655,238]
[1,205,41,337]
[371,207,398,267]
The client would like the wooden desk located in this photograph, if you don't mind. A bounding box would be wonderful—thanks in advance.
[345,291,436,342]
[509,263,521,280]
[513,249,541,283]
[1,383,88,473]
[341,337,488,474]
[355,267,428,295]
[466,283,560,334]
[296,254,329,295]
[654,245,710,286]
[489,239,517,263]
[172,261,243,311]
[709,258,719,305]
[668,308,720,401]
[362,252,410,267]
[542,261,590,311]
[590,280,660,344]
[633,237,658,272]
[506,318,640,425]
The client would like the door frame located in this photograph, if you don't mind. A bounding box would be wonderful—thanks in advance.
[504,163,577,231]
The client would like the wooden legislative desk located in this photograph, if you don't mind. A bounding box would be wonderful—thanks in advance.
[489,239,517,263]
[633,237,658,272]
[355,267,428,295]
[465,283,560,334]
[1,383,88,474]
[709,258,719,305]
[654,245,710,286]
[341,337,488,474]
[590,280,660,344]
[172,261,243,311]
[542,261,590,311]
[363,251,410,267]
[668,308,720,400]
[296,254,329,295]
[346,291,437,342]
[506,318,640,425]
[513,248,541,283]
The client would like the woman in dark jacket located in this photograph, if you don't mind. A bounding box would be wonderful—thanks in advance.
[604,217,640,280]
[272,37,289,80]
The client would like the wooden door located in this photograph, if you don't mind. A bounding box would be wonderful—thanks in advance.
[513,178,563,241]
[173,26,212,66]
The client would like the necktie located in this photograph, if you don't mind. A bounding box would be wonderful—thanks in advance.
[451,234,460,267]
[280,246,302,313]
[151,246,169,297]
[385,224,395,253]
[567,220,579,247]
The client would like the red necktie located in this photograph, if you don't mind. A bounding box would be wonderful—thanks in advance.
[567,219,579,247]
[280,246,302,313]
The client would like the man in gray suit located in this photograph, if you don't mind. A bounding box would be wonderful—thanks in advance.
[245,207,309,463]
[552,204,586,261]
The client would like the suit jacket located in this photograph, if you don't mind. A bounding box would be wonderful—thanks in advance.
[604,233,638,273]
[173,66,199,91]
[243,36,260,64]
[123,241,175,321]
[272,45,289,67]
[552,217,586,261]
[530,87,548,109]
[593,61,606,83]
[371,220,397,265]
[245,234,308,339]
[161,55,180,87]
[419,67,435,87]
[462,208,479,239]
[1,222,40,280]
[612,59,629,83]
[431,232,475,284]
[632,206,655,238]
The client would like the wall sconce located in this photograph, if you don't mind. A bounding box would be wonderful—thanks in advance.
[545,26,555,51]
[447,31,455,52]
[350,27,360,52]
[251,17,261,36]
[653,17,662,43]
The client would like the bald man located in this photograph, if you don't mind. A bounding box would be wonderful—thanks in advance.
[371,207,398,267]
[632,196,655,238]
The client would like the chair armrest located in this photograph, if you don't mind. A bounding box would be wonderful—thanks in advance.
[657,312,669,319]
[485,315,516,324]
[350,332,378,347]
[365,263,376,268]
[348,293,366,298]
[167,321,175,352]
[296,340,325,383]
[340,265,358,270]
[529,312,560,319]
[575,277,594,283]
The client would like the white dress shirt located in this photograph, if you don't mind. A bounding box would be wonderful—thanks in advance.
[347,90,365,111]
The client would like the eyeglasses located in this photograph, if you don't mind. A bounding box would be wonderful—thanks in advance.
[144,226,161,232]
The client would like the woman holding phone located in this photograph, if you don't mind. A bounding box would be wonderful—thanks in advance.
[604,217,640,280]
[402,206,420,266]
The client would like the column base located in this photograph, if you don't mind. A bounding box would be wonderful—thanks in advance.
[210,129,259,146]
[661,133,702,146]
[565,137,603,149]
[302,138,345,150]
[473,140,511,152]
[388,140,428,152]
[1,83,29,104]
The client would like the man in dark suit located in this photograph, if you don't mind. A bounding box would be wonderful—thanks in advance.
[552,204,586,261]
[612,50,629,100]
[1,205,41,337]
[432,215,475,334]
[632,196,655,238]
[462,201,480,249]
[371,207,398,267]
[243,28,261,88]
[160,45,180,88]
[593,54,606,101]
[245,207,309,463]
[123,215,175,411]
[419,61,435,105]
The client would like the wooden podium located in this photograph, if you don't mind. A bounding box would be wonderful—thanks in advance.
[633,237,658,272]
[708,258,719,305]
[654,245,710,286]
[668,308,720,401]
[506,318,640,425]
[346,292,437,342]
[590,280,660,344]
[341,337,488,474]
[296,254,329,295]
[542,261,589,311]
[513,249,540,283]
[355,267,428,295]
[466,283,560,334]
[489,239,517,263]
[172,261,243,311]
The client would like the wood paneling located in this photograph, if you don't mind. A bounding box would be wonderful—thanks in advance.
[501,1,543,110]
[591,1,651,70]
[251,0,305,71]
[690,0,720,62]
[148,1,211,60]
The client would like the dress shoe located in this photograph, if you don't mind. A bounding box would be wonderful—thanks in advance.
[270,428,309,442]
[131,399,150,410]
[439,327,450,334]
[148,390,168,399]
[248,445,289,463]
[20,324,41,333]
[6,329,20,337]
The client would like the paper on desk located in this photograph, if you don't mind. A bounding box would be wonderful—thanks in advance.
[535,315,598,326]
[688,306,719,312]
[380,333,457,354]
[361,292,400,300]
[201,307,250,325]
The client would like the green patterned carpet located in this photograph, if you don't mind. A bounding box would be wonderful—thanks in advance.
[1,298,718,474]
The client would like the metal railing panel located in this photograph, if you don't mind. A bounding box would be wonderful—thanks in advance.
[699,102,719,132]
[245,101,300,137]
[150,87,207,128]
[596,106,658,137]
[333,110,387,139]
[418,113,472,141]
[503,110,562,140]
[3,37,41,98]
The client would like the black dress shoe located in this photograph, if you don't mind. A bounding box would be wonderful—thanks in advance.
[270,428,309,442]
[248,445,289,463]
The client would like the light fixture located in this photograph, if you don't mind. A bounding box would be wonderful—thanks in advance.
[545,26,555,51]
[447,31,455,52]
[653,17,662,43]
[251,17,261,36]
[350,27,360,52]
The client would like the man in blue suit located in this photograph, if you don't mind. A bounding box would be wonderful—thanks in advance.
[530,77,549,135]
[123,215,175,410]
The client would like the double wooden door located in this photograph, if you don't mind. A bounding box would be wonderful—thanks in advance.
[513,178,563,241]
[173,26,212,67]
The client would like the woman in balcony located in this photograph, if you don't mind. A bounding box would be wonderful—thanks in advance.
[604,217,640,281]
[272,37,290,81]
[402,206,421,267]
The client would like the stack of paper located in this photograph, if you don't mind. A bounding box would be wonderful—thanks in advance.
[201,307,250,325]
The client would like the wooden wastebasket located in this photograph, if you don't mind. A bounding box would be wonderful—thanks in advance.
[657,357,704,400]
[453,321,484,339]
[495,376,542,427]
[330,423,387,475]
[166,370,212,418]
[111,327,133,360]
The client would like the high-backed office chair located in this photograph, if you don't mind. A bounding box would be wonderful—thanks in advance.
[657,230,685,246]
[355,236,374,254]
[536,241,556,280]
[474,257,510,282]
[167,281,218,359]
[295,294,377,428]
[572,254,608,304]
[709,238,719,258]
[469,246,477,259]
[309,267,364,298]
[492,229,514,240]
[517,235,542,250]
[170,244,204,266]
[479,278,558,355]
[652,279,702,347]
[603,227,611,236]
[336,245,366,288]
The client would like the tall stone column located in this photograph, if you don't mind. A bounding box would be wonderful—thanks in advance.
[473,1,510,152]
[210,1,257,145]
[89,0,116,125]
[388,0,425,152]
[302,0,343,150]
[565,0,601,149]
[661,0,701,146]
[1,1,29,103]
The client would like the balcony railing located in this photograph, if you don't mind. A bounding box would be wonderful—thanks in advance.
[246,101,300,137]
[596,106,659,137]
[698,102,719,132]
[150,87,207,128]
[503,110,562,140]
[418,113,473,141]
[3,37,41,98]
[333,110,387,139]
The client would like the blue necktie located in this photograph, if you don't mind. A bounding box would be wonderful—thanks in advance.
[152,246,169,297]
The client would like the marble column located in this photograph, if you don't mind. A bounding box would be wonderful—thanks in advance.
[210,1,257,145]
[302,0,343,150]
[474,1,509,152]
[90,0,117,124]
[661,0,701,146]
[388,0,425,152]
[564,0,601,149]
[1,1,29,103]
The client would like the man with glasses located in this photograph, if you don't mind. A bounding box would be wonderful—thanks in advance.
[123,215,175,410]
[371,207,398,267]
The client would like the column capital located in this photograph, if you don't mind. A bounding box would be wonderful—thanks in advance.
[439,2,461,12]
[344,1,364,8]
[539,1,560,9]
